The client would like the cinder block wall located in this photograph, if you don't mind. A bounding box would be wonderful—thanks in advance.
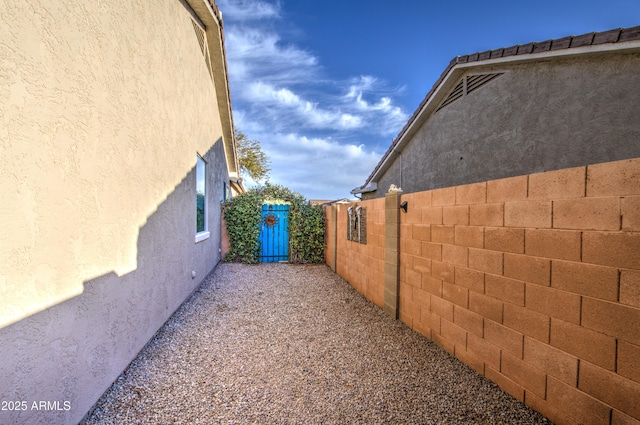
[330,158,640,425]
[330,198,386,308]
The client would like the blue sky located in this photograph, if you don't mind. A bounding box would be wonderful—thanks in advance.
[217,0,640,200]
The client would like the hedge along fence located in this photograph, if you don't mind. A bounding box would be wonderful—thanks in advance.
[222,183,326,264]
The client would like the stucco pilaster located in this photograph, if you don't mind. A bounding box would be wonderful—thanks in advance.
[384,191,401,318]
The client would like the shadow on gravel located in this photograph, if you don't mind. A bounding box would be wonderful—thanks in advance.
[81,263,552,425]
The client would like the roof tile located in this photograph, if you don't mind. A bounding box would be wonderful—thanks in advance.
[490,48,505,59]
[532,40,552,53]
[503,45,519,57]
[619,26,640,42]
[517,43,534,55]
[478,51,491,61]
[570,33,595,47]
[550,36,572,51]
[593,29,621,45]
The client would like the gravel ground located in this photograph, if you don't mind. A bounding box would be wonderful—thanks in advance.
[81,263,552,424]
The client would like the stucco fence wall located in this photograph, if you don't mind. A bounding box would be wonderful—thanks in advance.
[326,157,640,425]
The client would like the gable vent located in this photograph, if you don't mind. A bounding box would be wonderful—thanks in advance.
[191,19,206,56]
[437,72,504,112]
[191,19,214,80]
[437,79,464,111]
[467,73,502,94]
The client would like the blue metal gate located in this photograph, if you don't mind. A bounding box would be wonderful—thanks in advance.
[259,204,289,262]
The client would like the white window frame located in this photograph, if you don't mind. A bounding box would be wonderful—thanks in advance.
[195,154,210,243]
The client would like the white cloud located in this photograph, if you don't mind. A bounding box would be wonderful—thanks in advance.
[343,75,409,132]
[259,133,382,200]
[219,0,410,198]
[339,114,362,129]
[248,82,300,105]
[217,0,280,21]
[345,75,379,96]
[225,30,318,84]
[246,82,364,131]
[242,78,404,134]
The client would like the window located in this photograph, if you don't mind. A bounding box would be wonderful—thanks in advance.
[195,155,210,242]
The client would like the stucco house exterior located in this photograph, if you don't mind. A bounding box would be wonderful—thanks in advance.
[352,26,640,199]
[0,1,242,423]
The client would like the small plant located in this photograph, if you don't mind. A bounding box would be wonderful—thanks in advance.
[223,183,325,264]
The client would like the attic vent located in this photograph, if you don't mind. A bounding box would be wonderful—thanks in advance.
[191,19,213,80]
[192,20,206,56]
[437,72,504,112]
[467,73,502,94]
[438,79,464,110]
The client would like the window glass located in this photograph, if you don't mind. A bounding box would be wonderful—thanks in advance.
[196,156,206,233]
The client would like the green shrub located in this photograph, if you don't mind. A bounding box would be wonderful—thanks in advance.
[222,190,262,263]
[289,202,325,263]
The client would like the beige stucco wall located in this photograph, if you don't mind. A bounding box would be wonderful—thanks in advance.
[0,1,231,423]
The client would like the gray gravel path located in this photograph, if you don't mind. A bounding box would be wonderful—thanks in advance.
[81,263,551,424]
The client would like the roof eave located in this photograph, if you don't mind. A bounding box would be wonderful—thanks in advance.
[185,0,240,180]
[350,181,378,195]
[362,32,640,189]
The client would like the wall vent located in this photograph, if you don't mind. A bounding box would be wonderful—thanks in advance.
[191,19,213,80]
[437,80,464,111]
[467,73,502,94]
[192,20,206,56]
[437,72,504,112]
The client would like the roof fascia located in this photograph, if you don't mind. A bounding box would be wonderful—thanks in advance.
[350,181,377,195]
[184,0,240,184]
[365,40,640,188]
